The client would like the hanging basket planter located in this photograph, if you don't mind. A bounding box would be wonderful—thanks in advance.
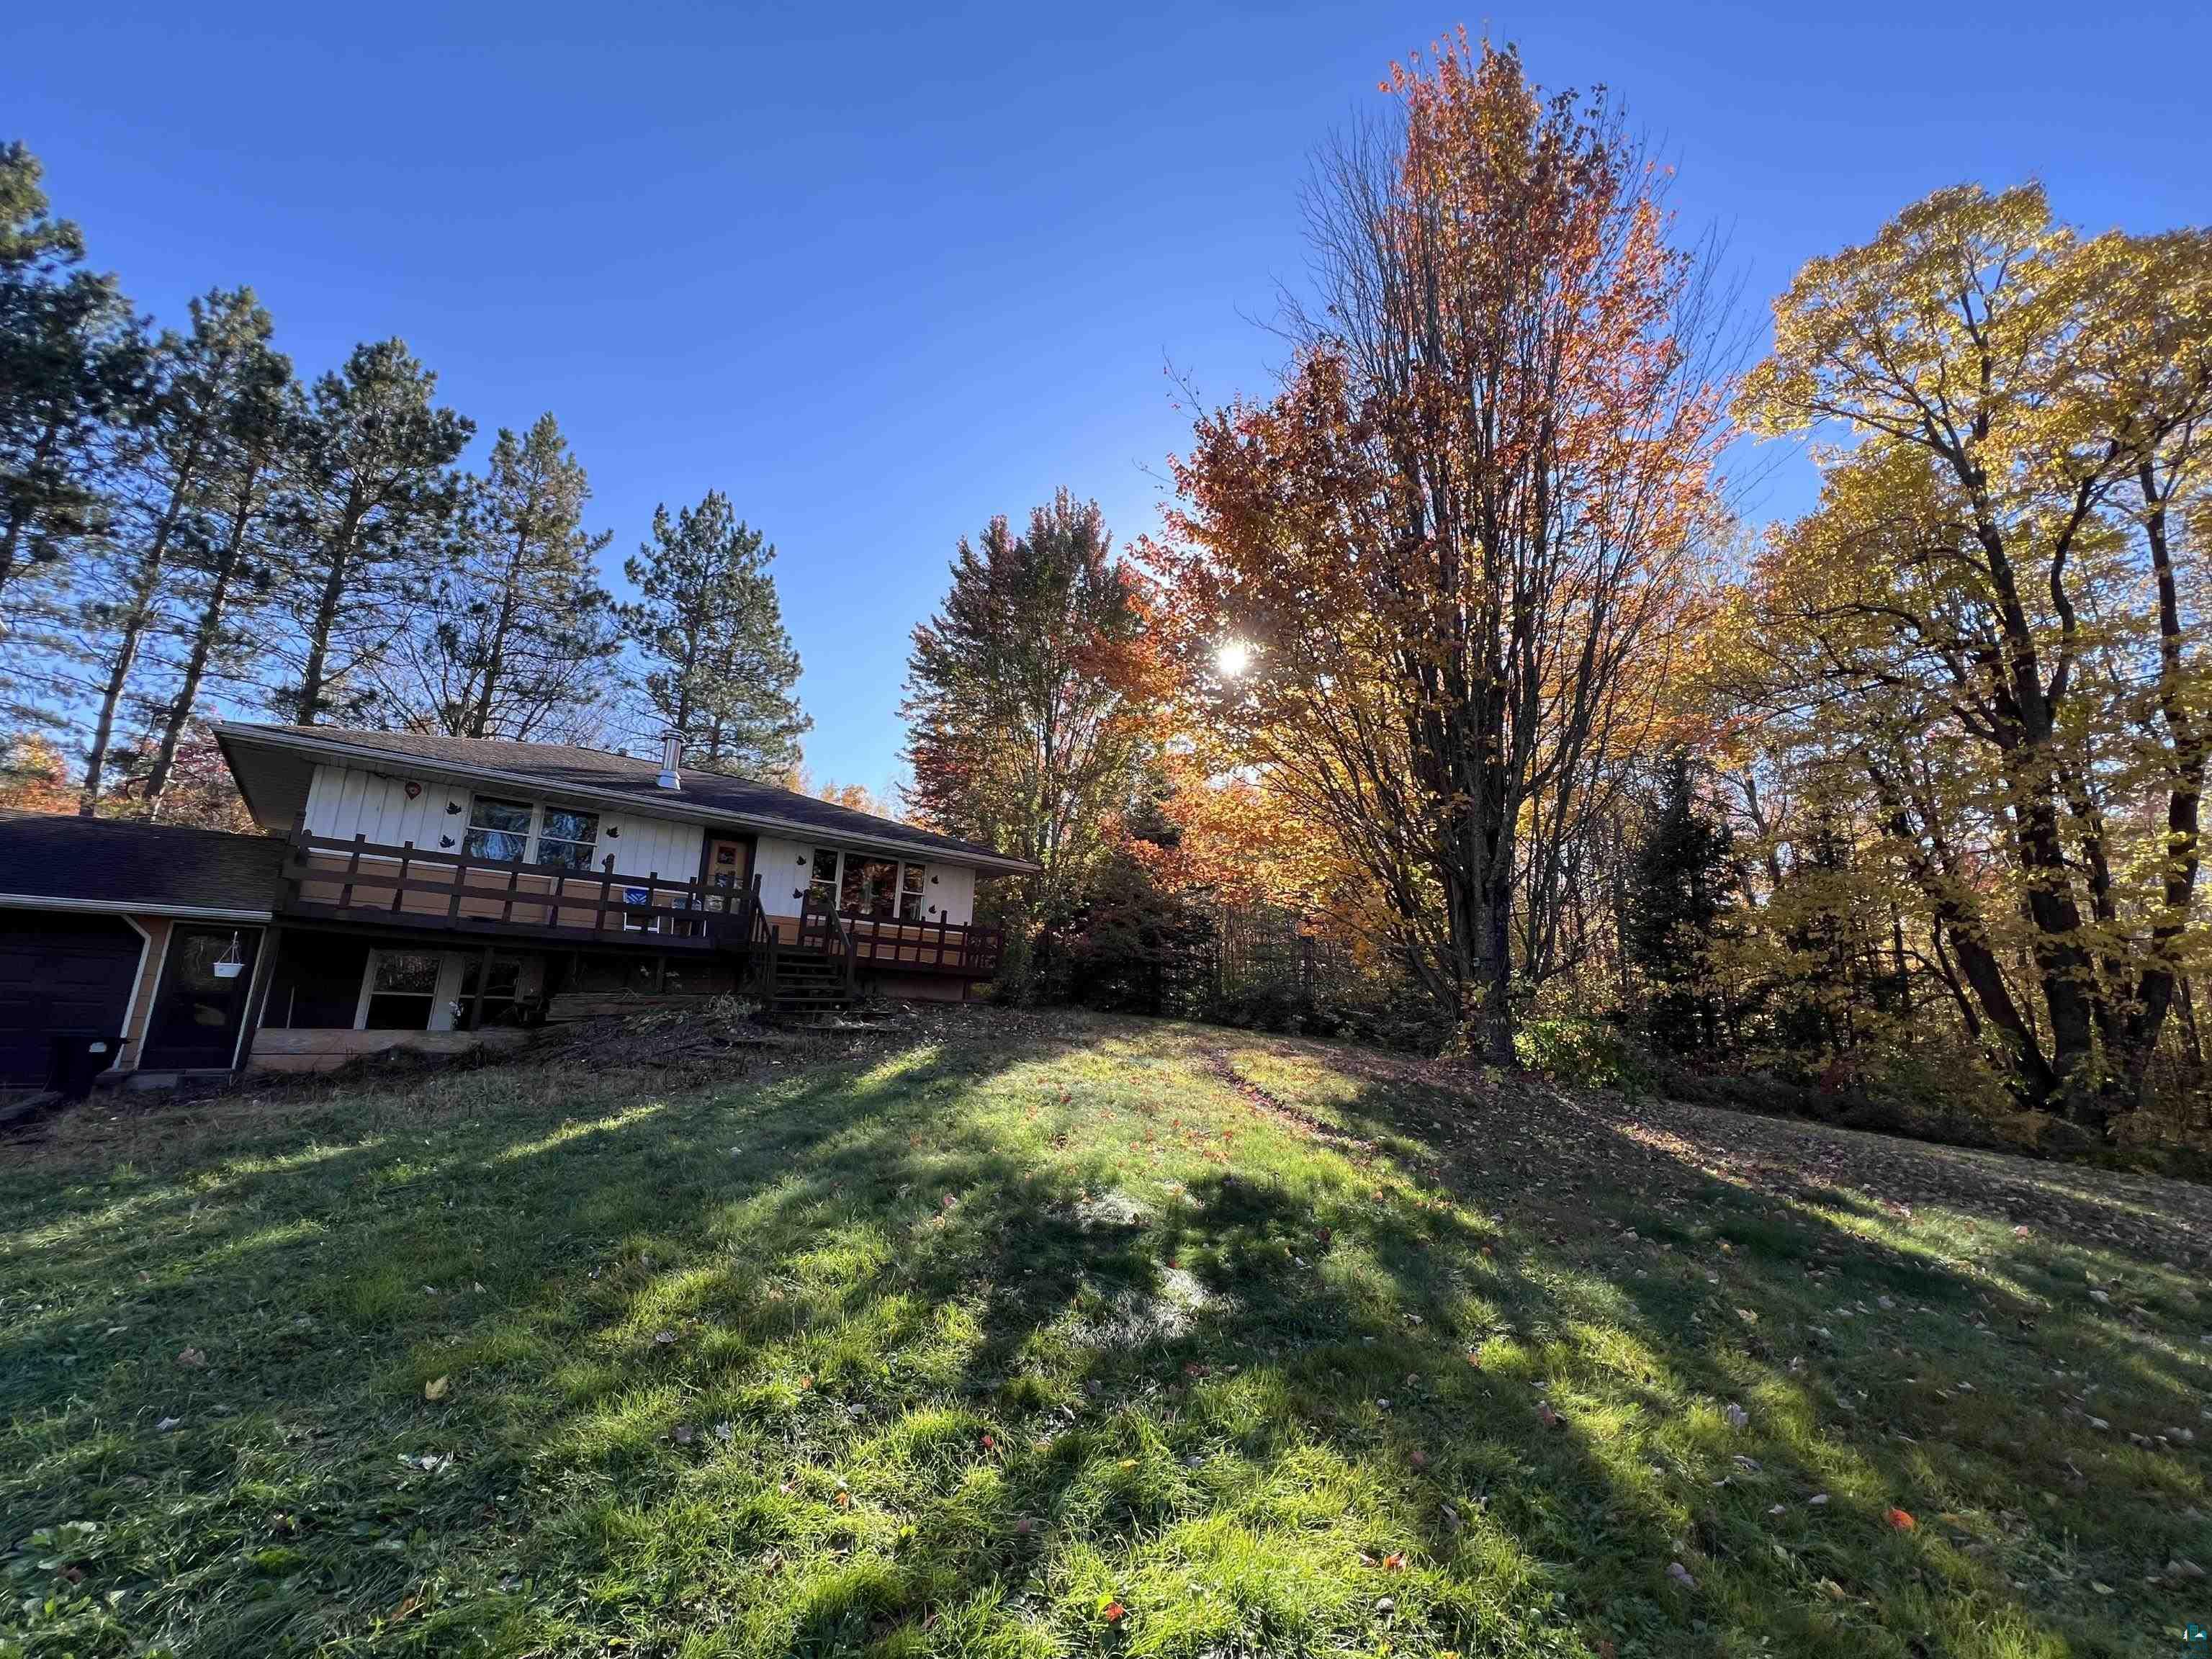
[212,932,246,980]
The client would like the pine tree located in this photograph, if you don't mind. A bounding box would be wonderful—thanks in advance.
[0,143,147,613]
[140,316,297,811]
[70,289,291,811]
[274,339,471,725]
[381,413,620,740]
[902,490,1158,992]
[1624,755,1736,1056]
[616,491,808,778]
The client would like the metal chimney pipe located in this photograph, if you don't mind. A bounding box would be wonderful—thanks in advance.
[657,736,682,790]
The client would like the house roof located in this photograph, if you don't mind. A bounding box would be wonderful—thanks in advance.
[0,809,282,918]
[211,724,1038,873]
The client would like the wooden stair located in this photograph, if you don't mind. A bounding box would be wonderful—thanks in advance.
[769,948,857,1021]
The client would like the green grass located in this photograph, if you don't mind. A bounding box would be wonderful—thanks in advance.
[2,1008,2206,1658]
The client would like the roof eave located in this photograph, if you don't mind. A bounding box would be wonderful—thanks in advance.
[0,894,276,923]
[211,724,1041,876]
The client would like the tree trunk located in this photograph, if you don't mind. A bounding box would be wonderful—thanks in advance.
[145,459,264,810]
[295,494,364,726]
[464,522,530,737]
[80,435,214,811]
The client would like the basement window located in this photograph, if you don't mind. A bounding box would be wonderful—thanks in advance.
[361,950,443,1030]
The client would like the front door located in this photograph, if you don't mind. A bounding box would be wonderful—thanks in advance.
[704,837,752,910]
[140,925,261,1070]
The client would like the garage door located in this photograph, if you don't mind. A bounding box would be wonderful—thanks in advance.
[0,914,143,1087]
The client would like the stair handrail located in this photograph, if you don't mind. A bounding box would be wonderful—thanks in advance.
[748,871,778,1004]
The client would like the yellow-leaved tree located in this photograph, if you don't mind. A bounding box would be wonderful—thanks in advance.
[1737,184,2212,1130]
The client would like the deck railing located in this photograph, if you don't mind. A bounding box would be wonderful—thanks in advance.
[278,822,1004,980]
[279,822,750,949]
[797,892,1004,978]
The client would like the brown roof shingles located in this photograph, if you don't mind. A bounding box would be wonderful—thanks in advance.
[0,811,284,914]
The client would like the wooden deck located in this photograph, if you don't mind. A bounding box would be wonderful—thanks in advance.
[279,824,742,950]
[276,824,1005,981]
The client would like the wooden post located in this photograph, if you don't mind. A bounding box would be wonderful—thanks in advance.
[339,833,366,910]
[469,943,493,1031]
[233,924,285,1073]
[448,852,472,924]
[392,841,413,913]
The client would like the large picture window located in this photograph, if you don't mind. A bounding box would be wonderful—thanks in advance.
[802,849,932,919]
[464,796,533,863]
[462,796,601,871]
[841,858,899,918]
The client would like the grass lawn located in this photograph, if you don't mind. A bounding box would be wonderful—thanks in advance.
[2,1008,2208,1658]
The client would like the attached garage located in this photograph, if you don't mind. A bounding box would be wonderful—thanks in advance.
[0,811,284,1089]
[0,914,145,1087]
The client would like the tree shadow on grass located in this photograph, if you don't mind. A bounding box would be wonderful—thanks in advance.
[1,1012,2201,1659]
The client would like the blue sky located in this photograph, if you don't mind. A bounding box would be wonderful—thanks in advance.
[9,1,2208,793]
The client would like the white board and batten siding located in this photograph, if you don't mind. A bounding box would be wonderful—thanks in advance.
[302,763,703,884]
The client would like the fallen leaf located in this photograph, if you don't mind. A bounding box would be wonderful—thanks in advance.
[423,1375,449,1402]
[1885,1507,1915,1530]
[1102,1600,1125,1623]
[176,1347,205,1368]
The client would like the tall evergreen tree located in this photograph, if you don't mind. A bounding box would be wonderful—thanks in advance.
[902,490,1158,990]
[379,413,620,740]
[0,142,146,613]
[616,491,807,778]
[140,316,297,812]
[1624,755,1737,1056]
[70,289,290,811]
[274,339,470,725]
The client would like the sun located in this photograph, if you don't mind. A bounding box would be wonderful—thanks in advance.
[1215,639,1252,678]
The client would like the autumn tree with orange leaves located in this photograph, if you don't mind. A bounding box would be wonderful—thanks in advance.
[902,490,1164,992]
[1150,36,1732,1060]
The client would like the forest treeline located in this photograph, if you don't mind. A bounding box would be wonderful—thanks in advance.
[0,139,811,825]
[896,36,2212,1155]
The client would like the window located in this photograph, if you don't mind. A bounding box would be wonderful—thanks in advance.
[840,857,897,918]
[899,863,926,921]
[806,848,840,914]
[535,806,600,871]
[455,954,526,1029]
[464,796,532,863]
[362,950,442,1030]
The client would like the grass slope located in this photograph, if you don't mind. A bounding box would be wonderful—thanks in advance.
[1,1009,2207,1658]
